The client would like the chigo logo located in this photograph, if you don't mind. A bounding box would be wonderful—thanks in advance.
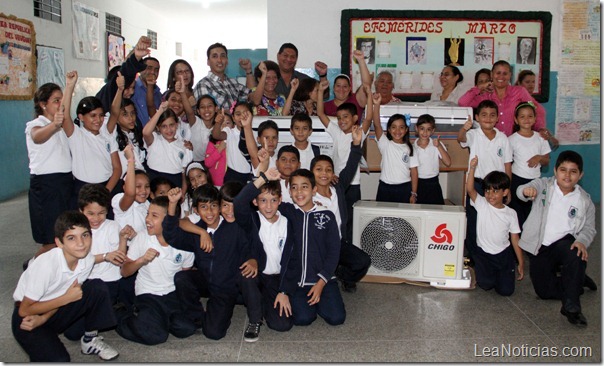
[428,223,454,251]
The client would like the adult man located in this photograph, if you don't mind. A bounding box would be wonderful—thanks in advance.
[357,38,375,64]
[275,43,329,97]
[518,38,535,64]
[132,57,162,125]
[374,71,401,105]
[193,43,255,110]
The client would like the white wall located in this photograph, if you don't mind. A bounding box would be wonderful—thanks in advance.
[267,0,563,71]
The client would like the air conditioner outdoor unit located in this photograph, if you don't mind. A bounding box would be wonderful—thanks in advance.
[352,200,471,289]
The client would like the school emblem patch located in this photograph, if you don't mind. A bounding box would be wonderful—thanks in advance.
[178,151,184,160]
[568,206,578,218]
[402,153,409,163]
[106,143,111,153]
[278,237,285,250]
[174,253,183,264]
[497,147,503,157]
[314,212,331,230]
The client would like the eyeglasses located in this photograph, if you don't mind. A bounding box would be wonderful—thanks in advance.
[175,69,191,76]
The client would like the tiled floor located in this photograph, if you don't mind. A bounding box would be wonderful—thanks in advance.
[0,193,600,362]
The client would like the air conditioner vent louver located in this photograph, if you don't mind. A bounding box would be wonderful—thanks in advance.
[361,217,418,272]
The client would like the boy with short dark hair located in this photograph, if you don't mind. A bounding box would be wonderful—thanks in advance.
[289,113,320,169]
[13,211,119,362]
[467,156,524,296]
[239,117,279,175]
[517,150,596,326]
[150,176,174,198]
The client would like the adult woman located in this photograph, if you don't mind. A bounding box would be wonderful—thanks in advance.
[166,59,195,107]
[430,65,464,104]
[248,60,286,116]
[323,50,371,117]
[515,70,536,94]
[459,60,545,136]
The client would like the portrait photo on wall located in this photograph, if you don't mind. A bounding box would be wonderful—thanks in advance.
[517,37,537,64]
[355,37,376,64]
[474,37,494,65]
[406,37,427,65]
[444,37,464,66]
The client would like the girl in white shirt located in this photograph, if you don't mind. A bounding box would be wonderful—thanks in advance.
[372,96,419,203]
[413,114,451,204]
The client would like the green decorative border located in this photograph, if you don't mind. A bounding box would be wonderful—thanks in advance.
[341,9,552,102]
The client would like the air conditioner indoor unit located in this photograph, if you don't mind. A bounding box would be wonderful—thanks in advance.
[352,200,471,289]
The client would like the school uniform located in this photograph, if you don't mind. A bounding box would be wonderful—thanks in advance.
[12,248,115,362]
[460,127,512,260]
[102,120,146,178]
[146,132,193,188]
[376,135,419,203]
[234,182,297,332]
[112,193,150,233]
[517,178,596,314]
[326,121,367,243]
[116,230,196,345]
[508,132,551,228]
[470,195,521,296]
[294,143,321,170]
[163,215,252,340]
[414,138,446,205]
[189,116,213,162]
[223,126,251,185]
[177,116,192,142]
[252,154,277,177]
[25,116,73,244]
[280,179,293,204]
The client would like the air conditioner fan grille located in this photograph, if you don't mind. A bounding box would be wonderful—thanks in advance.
[360,216,418,272]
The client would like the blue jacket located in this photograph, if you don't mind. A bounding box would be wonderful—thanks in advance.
[162,215,251,294]
[95,52,146,113]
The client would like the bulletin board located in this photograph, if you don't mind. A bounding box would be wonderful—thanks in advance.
[341,10,552,102]
[0,13,36,100]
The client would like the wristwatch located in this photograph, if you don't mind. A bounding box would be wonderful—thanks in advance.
[259,171,268,183]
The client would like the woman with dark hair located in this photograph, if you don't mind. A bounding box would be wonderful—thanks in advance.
[166,59,196,108]
[283,78,319,116]
[515,69,536,94]
[323,50,371,118]
[430,64,465,104]
[248,60,287,116]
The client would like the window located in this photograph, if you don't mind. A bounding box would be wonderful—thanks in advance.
[147,29,157,49]
[33,0,62,23]
[106,13,121,35]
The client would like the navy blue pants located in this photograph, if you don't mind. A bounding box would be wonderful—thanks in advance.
[529,234,587,313]
[376,180,411,204]
[116,291,196,345]
[344,184,361,243]
[224,167,251,187]
[474,246,516,296]
[12,279,116,362]
[417,176,445,205]
[337,239,371,285]
[240,273,294,332]
[29,172,73,244]
[174,270,238,340]
[509,174,533,230]
[464,179,484,261]
[291,281,346,326]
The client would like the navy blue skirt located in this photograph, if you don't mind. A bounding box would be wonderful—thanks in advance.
[417,176,444,205]
[29,172,73,244]
[376,180,411,203]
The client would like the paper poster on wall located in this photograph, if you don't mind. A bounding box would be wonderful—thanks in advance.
[72,2,101,60]
[107,32,125,72]
[36,45,65,88]
[0,13,36,100]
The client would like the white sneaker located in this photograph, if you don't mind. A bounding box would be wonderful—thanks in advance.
[81,335,119,361]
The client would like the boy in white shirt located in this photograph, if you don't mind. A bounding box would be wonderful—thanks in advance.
[12,211,119,361]
[467,156,524,296]
[289,113,321,169]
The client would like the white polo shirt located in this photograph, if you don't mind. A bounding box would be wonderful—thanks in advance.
[508,132,551,179]
[326,121,367,185]
[460,128,512,179]
[146,132,193,174]
[313,187,342,239]
[127,231,194,296]
[414,138,446,179]
[14,247,95,302]
[296,143,316,170]
[542,183,582,246]
[112,193,150,233]
[189,116,212,162]
[377,135,419,184]
[471,195,520,255]
[177,116,192,142]
[280,179,293,204]
[68,124,118,183]
[258,212,288,275]
[89,219,122,282]
[25,116,72,175]
[102,122,146,177]
[223,126,251,174]
[252,154,277,177]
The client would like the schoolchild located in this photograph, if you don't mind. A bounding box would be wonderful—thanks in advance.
[210,101,253,185]
[164,85,195,143]
[142,101,193,189]
[457,100,513,260]
[163,186,253,340]
[289,113,321,169]
[205,133,228,187]
[116,196,196,345]
[413,114,451,204]
[150,176,174,198]
[181,161,213,218]
[25,74,74,261]
[239,116,279,175]
[191,94,219,162]
[317,83,373,243]
[310,125,371,293]
[372,96,419,203]
[12,211,119,361]
[508,101,551,229]
[218,181,244,223]
[112,149,151,233]
[517,151,596,326]
[466,156,524,296]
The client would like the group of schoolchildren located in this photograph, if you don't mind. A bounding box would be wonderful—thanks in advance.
[13,37,597,362]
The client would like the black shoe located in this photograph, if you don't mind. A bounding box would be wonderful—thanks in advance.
[243,322,261,343]
[560,307,587,327]
[342,281,357,293]
[583,275,598,291]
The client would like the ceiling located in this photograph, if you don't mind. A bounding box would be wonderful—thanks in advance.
[140,0,266,18]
